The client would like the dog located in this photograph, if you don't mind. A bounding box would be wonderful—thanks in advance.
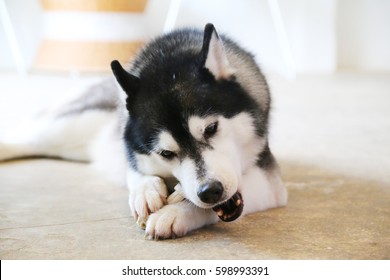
[0,24,287,239]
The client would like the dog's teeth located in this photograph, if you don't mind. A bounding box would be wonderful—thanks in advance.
[216,209,224,217]
[213,192,244,222]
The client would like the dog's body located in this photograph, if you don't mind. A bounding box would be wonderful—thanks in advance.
[0,24,287,239]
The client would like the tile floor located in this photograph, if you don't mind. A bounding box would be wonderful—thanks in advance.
[0,72,389,259]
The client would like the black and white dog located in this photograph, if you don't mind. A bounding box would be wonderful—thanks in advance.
[0,24,287,239]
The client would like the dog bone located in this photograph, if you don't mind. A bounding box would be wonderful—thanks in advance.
[167,184,185,204]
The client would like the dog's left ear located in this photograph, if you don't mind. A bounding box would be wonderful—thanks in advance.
[200,23,234,80]
[111,60,140,97]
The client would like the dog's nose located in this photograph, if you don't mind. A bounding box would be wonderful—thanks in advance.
[197,180,223,204]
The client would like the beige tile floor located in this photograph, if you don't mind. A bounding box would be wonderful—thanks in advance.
[0,72,389,259]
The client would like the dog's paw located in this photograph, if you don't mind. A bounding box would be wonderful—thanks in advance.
[128,176,168,229]
[145,201,219,240]
[145,202,192,240]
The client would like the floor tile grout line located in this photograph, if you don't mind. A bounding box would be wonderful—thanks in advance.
[0,216,131,231]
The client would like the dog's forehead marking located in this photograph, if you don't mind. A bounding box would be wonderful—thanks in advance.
[188,115,218,141]
[157,131,180,152]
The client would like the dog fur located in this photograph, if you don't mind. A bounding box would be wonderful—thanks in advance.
[0,24,287,239]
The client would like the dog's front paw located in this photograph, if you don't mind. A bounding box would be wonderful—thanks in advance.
[128,176,168,229]
[145,202,191,240]
[145,201,219,240]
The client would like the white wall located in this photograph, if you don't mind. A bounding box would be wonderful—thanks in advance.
[337,0,390,71]
[147,0,337,75]
[1,0,389,74]
[0,0,43,72]
[0,19,14,70]
[279,0,337,74]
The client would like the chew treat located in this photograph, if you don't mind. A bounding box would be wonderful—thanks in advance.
[167,184,186,204]
[212,192,244,222]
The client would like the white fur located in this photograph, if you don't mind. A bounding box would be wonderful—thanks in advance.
[1,110,116,162]
[135,153,174,178]
[241,165,288,215]
[156,131,180,153]
[126,168,168,229]
[188,115,218,141]
[171,157,200,205]
[200,132,241,205]
[145,200,218,239]
[89,118,127,188]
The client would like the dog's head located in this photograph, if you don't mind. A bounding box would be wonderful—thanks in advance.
[111,24,265,211]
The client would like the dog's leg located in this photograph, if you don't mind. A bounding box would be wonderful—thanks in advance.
[240,164,288,216]
[127,168,170,229]
[145,200,219,240]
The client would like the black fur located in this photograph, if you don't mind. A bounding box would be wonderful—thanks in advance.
[256,143,276,170]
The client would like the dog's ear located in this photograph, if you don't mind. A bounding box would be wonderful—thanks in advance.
[200,23,234,80]
[111,60,140,97]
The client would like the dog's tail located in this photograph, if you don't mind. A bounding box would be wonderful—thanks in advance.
[0,79,120,163]
[0,109,114,162]
[1,104,127,186]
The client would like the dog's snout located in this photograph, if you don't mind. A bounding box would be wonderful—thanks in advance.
[197,180,223,204]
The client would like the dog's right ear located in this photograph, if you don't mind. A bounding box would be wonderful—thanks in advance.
[200,23,234,80]
[111,60,140,97]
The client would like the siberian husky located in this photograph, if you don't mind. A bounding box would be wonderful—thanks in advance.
[0,24,287,239]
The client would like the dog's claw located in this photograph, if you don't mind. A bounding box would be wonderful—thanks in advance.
[145,231,162,241]
[137,216,147,229]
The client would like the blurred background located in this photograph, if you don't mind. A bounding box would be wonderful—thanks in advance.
[1,1,390,260]
[0,0,389,76]
[0,0,390,182]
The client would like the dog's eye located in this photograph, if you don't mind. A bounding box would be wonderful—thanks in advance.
[159,150,176,160]
[204,122,218,139]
